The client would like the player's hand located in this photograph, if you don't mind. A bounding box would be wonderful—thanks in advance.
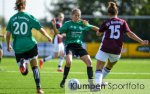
[57,34,63,38]
[81,19,89,26]
[141,40,149,45]
[7,45,12,52]
[96,31,101,36]
[48,37,52,42]
[51,18,56,27]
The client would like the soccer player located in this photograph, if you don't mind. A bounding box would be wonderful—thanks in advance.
[95,1,149,88]
[51,8,99,88]
[6,0,52,93]
[0,34,5,63]
[40,13,65,72]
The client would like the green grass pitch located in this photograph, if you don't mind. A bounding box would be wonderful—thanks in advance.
[0,58,150,94]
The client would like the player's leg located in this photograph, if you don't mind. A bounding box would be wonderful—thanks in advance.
[79,47,95,91]
[29,45,44,93]
[57,51,64,72]
[80,55,94,80]
[102,60,116,79]
[39,44,57,69]
[80,53,96,92]
[95,60,105,84]
[15,53,29,75]
[0,44,3,63]
[39,52,55,69]
[60,44,73,88]
[0,49,3,63]
[39,53,54,69]
[77,45,93,80]
[95,50,109,85]
[57,43,65,72]
[102,54,120,79]
[30,58,44,94]
[60,54,72,88]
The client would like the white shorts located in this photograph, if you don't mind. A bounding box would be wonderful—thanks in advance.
[53,42,64,53]
[95,50,121,63]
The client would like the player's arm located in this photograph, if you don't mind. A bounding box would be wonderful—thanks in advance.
[82,19,99,31]
[96,31,102,36]
[51,19,60,34]
[57,33,66,38]
[92,26,103,36]
[39,28,52,42]
[82,19,102,36]
[61,33,66,37]
[126,31,149,45]
[6,32,12,52]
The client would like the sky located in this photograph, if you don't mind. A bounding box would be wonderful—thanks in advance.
[0,0,53,22]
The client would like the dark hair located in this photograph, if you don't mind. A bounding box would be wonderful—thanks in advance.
[14,0,26,11]
[108,1,118,15]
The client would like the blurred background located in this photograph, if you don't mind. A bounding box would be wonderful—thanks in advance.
[0,0,150,58]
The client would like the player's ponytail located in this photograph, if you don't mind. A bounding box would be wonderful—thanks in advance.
[14,0,26,11]
[108,1,118,16]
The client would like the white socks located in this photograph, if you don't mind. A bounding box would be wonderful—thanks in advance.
[95,67,110,85]
[58,56,64,68]
[102,67,110,78]
[95,70,103,85]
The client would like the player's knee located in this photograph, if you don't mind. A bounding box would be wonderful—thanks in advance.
[66,61,71,67]
[86,59,92,67]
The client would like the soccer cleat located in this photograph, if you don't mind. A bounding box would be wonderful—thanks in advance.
[37,88,44,94]
[60,79,65,88]
[39,59,44,69]
[57,68,64,72]
[19,58,26,74]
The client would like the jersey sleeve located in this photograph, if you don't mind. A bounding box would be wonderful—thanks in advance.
[58,22,68,34]
[123,21,131,33]
[30,15,42,30]
[83,24,93,32]
[99,22,107,33]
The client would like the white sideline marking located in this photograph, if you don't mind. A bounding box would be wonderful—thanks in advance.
[1,70,150,75]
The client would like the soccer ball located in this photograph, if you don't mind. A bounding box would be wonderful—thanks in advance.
[68,78,80,91]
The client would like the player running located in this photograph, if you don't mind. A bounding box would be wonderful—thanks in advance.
[6,0,52,93]
[40,13,65,72]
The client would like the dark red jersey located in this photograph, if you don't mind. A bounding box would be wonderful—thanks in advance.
[55,19,63,43]
[99,17,131,54]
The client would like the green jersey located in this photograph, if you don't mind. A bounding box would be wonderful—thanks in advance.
[6,12,42,53]
[59,20,93,45]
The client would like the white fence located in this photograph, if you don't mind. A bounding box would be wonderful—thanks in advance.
[2,42,54,57]
[2,42,87,57]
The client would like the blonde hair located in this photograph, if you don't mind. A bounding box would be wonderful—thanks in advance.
[71,8,81,15]
[14,0,26,11]
[57,12,64,18]
[108,1,118,15]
